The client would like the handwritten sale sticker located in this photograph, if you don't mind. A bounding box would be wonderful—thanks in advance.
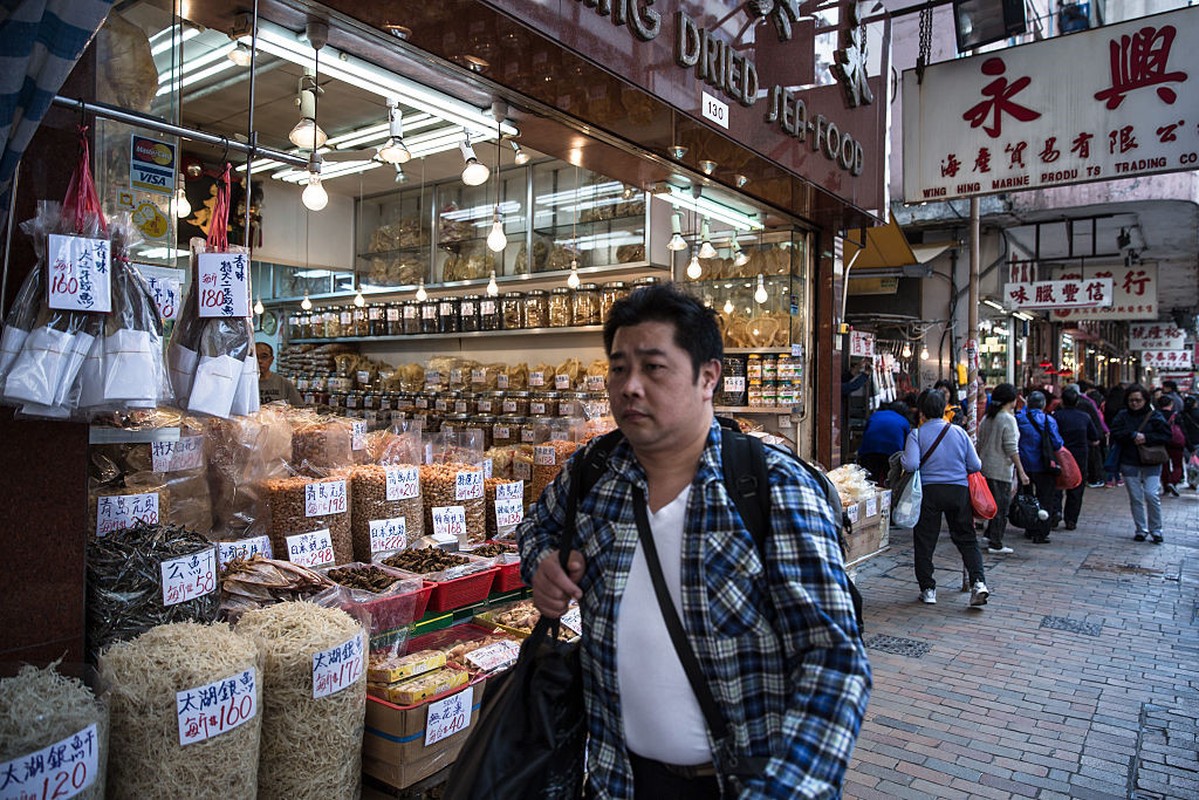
[47,234,112,313]
[151,435,204,473]
[454,469,483,501]
[0,723,100,800]
[286,529,335,568]
[161,548,217,607]
[432,506,467,539]
[494,498,524,529]
[96,492,160,536]
[534,445,557,466]
[351,421,368,451]
[306,479,348,517]
[369,517,407,555]
[424,686,474,746]
[495,481,524,501]
[177,668,257,746]
[312,633,365,699]
[385,465,420,501]
[196,252,249,318]
[465,640,520,673]
[217,535,272,568]
[554,374,571,390]
[560,606,582,636]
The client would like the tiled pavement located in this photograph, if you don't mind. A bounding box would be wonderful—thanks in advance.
[846,480,1199,799]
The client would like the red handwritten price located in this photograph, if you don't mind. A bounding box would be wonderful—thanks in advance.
[305,479,348,517]
[312,633,365,699]
[50,272,79,296]
[46,234,111,313]
[161,549,217,607]
[369,517,408,555]
[177,669,258,746]
[0,723,100,800]
[494,498,524,529]
[424,686,474,746]
[286,529,335,568]
[432,506,466,538]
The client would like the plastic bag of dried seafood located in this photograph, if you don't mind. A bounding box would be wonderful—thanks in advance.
[421,430,486,546]
[259,464,354,570]
[100,621,262,800]
[0,662,109,799]
[348,429,424,562]
[218,554,334,622]
[236,602,367,800]
[86,523,220,662]
[530,418,585,503]
[287,408,356,470]
[204,403,292,535]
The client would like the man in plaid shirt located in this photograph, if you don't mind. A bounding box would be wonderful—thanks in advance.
[519,284,870,798]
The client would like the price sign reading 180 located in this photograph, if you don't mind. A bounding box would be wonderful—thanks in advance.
[196,252,249,318]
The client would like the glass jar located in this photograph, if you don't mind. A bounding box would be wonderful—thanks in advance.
[548,288,573,328]
[746,354,763,380]
[501,292,523,329]
[558,391,587,417]
[529,392,557,417]
[480,296,502,331]
[352,305,369,337]
[572,283,601,326]
[719,355,747,406]
[493,416,521,447]
[502,391,530,416]
[320,308,338,339]
[523,415,553,445]
[632,276,662,290]
[296,310,311,340]
[469,416,495,451]
[420,299,439,334]
[523,290,549,329]
[340,307,354,336]
[459,295,480,332]
[368,303,386,336]
[402,301,421,334]
[385,303,403,336]
[475,391,502,415]
[600,281,628,320]
[747,380,764,408]
[438,297,461,333]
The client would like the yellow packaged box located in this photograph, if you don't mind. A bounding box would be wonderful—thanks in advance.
[371,667,469,706]
[367,649,447,684]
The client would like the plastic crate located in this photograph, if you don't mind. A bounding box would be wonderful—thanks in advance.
[492,560,526,593]
[426,567,499,613]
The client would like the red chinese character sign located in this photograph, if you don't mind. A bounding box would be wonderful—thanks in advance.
[1049,264,1158,321]
[1141,349,1194,370]
[1003,278,1113,311]
[1129,323,1186,350]
[903,6,1199,202]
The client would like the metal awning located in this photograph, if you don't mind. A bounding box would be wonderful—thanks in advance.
[843,215,952,274]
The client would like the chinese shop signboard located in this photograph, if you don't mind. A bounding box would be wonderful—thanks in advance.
[1129,322,1186,350]
[1141,349,1193,370]
[1004,278,1113,310]
[1049,264,1158,321]
[903,6,1199,202]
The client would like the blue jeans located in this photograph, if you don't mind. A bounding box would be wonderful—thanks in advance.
[1120,465,1162,537]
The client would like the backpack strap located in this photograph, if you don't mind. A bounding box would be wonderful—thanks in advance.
[561,428,626,561]
[717,419,771,551]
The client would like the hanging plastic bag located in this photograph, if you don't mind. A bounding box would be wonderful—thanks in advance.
[968,471,997,520]
[891,467,922,528]
[1053,447,1082,490]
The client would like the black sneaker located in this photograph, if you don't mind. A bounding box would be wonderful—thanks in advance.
[1134,533,1147,542]
[1152,534,1163,544]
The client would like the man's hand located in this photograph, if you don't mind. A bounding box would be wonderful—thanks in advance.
[532,549,585,618]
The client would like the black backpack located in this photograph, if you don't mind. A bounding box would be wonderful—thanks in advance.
[567,417,865,635]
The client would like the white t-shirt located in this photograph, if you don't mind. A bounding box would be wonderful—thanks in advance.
[615,484,712,765]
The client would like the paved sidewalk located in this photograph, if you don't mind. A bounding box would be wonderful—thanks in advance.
[846,480,1199,800]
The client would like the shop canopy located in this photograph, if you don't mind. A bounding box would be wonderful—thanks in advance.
[843,215,951,276]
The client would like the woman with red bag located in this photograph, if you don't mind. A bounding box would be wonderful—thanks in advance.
[1155,395,1186,496]
[976,383,1028,554]
[1051,388,1100,530]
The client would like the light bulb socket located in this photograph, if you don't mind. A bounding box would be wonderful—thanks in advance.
[699,159,717,175]
[510,140,530,165]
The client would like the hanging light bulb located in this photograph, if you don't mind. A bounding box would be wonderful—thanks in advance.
[901,343,913,359]
[353,287,366,307]
[301,152,327,211]
[300,293,313,311]
[730,232,750,268]
[459,135,490,186]
[754,274,769,304]
[228,42,253,67]
[174,180,191,219]
[667,212,688,251]
[567,259,580,289]
[253,296,265,316]
[376,98,411,164]
[415,279,428,301]
[288,71,327,149]
[920,345,931,360]
[486,208,507,252]
[698,219,718,259]
[723,297,734,314]
[510,140,530,165]
[686,251,702,280]
[486,270,499,297]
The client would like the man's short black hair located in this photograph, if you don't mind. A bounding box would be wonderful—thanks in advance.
[603,283,723,380]
[1162,379,1178,392]
[1061,387,1079,407]
[256,342,274,356]
[917,388,947,420]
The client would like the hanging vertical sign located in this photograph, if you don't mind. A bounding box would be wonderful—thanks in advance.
[196,253,250,318]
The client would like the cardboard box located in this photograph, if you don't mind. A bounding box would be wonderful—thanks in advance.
[845,489,889,566]
[362,676,487,789]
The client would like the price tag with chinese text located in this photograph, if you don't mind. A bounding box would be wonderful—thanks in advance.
[160,548,217,607]
[96,492,160,536]
[846,504,860,523]
[351,421,368,451]
[560,606,582,636]
[305,479,348,517]
[723,376,746,394]
[385,465,420,500]
[432,506,467,539]
[495,480,523,501]
[176,668,257,746]
[196,252,249,318]
[286,529,335,568]
[514,460,532,481]
[424,686,474,746]
[217,535,272,568]
[465,641,520,673]
[494,498,524,528]
[534,445,557,466]
[312,633,365,699]
[865,496,878,518]
[455,469,483,500]
[530,371,545,387]
[554,374,571,389]
[0,723,100,800]
[47,234,111,313]
[585,375,606,392]
[151,435,204,473]
[369,517,407,555]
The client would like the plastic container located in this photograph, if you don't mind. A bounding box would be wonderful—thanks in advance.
[420,299,439,333]
[386,303,403,336]
[480,296,501,331]
[402,301,421,334]
[600,281,628,319]
[500,292,523,329]
[459,295,480,332]
[719,355,747,406]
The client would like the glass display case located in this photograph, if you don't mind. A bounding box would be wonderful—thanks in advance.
[435,173,501,283]
[528,164,646,274]
[358,183,431,289]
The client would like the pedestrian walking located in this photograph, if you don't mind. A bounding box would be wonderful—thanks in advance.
[976,383,1028,554]
[1016,391,1064,543]
[520,283,870,798]
[1051,388,1100,530]
[1109,385,1172,544]
[1181,395,1199,489]
[1154,395,1185,497]
[901,388,990,607]
[1085,387,1110,488]
[857,401,911,486]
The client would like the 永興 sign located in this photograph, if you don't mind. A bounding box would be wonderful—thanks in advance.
[1048,264,1158,321]
[1129,322,1186,350]
[1003,278,1113,310]
[903,6,1199,202]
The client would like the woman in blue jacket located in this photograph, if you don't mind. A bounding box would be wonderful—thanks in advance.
[901,388,988,608]
[1016,391,1064,544]
[1109,385,1172,543]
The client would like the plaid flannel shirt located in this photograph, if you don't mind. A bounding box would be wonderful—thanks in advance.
[518,420,871,799]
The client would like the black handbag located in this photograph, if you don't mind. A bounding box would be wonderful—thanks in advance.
[1032,414,1061,475]
[1007,484,1044,530]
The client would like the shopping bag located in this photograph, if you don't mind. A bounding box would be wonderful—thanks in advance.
[1186,454,1199,489]
[1054,448,1082,490]
[968,471,997,519]
[891,468,922,528]
[1007,485,1045,530]
[1103,442,1122,474]
[443,616,585,800]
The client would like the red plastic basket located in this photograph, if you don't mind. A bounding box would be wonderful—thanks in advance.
[410,582,434,620]
[426,567,499,613]
[492,561,526,593]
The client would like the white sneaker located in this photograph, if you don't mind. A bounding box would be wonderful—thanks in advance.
[987,545,1015,554]
[920,588,937,604]
[970,581,990,606]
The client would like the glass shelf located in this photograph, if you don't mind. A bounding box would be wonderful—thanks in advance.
[292,325,606,344]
